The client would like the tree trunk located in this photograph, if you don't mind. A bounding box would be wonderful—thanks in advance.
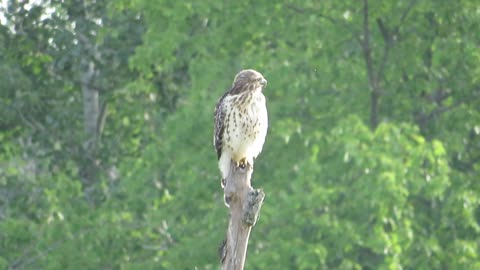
[361,0,381,130]
[81,59,98,148]
[219,161,265,270]
[80,58,99,189]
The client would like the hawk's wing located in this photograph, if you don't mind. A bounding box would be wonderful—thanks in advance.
[214,91,229,160]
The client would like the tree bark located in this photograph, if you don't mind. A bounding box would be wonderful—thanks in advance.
[80,58,99,186]
[220,161,265,270]
[361,0,381,130]
[81,59,98,149]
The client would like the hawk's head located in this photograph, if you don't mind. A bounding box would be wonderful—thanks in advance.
[231,69,267,94]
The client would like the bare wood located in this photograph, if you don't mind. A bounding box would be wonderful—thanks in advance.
[220,160,265,270]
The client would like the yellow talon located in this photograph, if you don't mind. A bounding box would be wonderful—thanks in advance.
[239,158,247,169]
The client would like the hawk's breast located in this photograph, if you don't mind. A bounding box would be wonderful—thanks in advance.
[222,91,268,162]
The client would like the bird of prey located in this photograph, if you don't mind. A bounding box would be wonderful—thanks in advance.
[213,69,268,188]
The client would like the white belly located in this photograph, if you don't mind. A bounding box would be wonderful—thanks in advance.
[227,94,267,159]
[219,92,268,178]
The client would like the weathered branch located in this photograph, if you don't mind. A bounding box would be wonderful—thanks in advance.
[220,160,265,270]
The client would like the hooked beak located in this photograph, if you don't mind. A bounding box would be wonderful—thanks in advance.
[260,78,267,88]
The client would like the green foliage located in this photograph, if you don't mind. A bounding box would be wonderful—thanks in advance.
[1,0,479,269]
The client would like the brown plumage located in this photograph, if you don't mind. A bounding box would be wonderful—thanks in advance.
[213,69,268,189]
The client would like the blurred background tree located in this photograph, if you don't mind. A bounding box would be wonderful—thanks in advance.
[1,0,479,269]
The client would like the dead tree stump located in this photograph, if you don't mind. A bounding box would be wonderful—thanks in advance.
[219,160,265,270]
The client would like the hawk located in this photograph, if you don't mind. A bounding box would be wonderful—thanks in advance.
[214,69,268,188]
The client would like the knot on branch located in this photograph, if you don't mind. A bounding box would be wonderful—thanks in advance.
[243,189,265,226]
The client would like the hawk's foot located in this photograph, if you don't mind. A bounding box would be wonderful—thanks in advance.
[224,194,231,208]
[234,158,253,170]
[221,178,226,189]
[238,158,247,169]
